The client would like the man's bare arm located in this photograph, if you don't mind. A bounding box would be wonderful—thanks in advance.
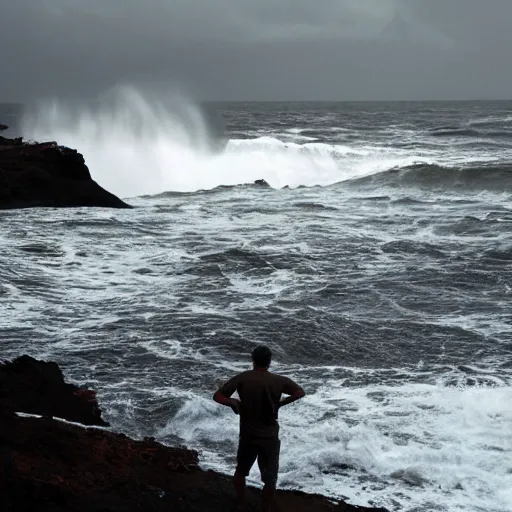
[213,391,240,412]
[279,382,306,408]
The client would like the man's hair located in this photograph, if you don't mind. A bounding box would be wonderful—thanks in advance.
[251,345,272,368]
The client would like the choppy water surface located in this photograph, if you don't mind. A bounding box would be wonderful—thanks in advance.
[1,96,512,512]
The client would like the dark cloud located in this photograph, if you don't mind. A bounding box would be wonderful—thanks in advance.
[1,1,511,101]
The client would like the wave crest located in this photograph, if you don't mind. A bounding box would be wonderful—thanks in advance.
[347,163,512,191]
[20,88,512,196]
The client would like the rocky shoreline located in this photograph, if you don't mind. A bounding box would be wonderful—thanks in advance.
[0,128,130,209]
[0,356,390,512]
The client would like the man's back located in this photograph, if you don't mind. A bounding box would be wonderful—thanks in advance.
[213,345,305,512]
[218,369,302,439]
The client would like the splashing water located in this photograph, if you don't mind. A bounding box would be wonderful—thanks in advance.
[159,375,512,512]
[22,86,430,197]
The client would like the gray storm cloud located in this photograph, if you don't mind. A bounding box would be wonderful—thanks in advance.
[1,1,511,101]
[35,0,397,42]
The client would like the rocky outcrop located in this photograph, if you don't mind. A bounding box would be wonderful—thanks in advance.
[0,134,131,209]
[0,355,108,426]
[253,179,271,187]
[0,356,389,512]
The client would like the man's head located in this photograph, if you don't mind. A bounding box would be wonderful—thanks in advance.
[251,345,272,369]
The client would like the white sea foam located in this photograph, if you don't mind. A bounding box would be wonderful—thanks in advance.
[22,86,439,197]
[159,376,512,512]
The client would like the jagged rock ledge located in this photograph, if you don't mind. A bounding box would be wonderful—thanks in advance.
[0,356,390,512]
[0,132,130,209]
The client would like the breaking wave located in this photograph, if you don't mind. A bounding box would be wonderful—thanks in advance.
[14,87,427,196]
[346,163,512,191]
[19,87,512,196]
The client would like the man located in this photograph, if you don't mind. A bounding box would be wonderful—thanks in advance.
[213,345,305,512]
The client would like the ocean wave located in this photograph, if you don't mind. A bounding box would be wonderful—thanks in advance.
[484,246,512,261]
[227,136,371,157]
[467,115,512,128]
[292,202,339,211]
[430,128,481,137]
[380,241,447,259]
[143,179,272,199]
[429,127,512,138]
[346,163,512,191]
[20,88,512,197]
[200,248,277,272]
[140,161,512,195]
[21,90,400,195]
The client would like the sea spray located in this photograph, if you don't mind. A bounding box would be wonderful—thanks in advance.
[22,86,426,197]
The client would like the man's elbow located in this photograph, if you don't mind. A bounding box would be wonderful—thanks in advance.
[213,391,230,405]
[293,388,306,400]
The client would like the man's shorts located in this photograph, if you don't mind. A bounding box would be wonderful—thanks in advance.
[236,436,281,486]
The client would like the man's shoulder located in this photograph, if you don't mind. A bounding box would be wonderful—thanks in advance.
[232,370,294,384]
[269,372,302,392]
[235,370,277,382]
[269,372,292,383]
[232,370,253,380]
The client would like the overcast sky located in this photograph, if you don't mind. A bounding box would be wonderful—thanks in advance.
[1,1,511,101]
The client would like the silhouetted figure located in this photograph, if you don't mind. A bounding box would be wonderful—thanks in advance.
[214,345,305,512]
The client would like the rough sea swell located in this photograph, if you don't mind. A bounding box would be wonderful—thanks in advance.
[2,92,512,511]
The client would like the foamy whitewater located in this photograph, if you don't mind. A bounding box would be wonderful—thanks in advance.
[2,88,511,512]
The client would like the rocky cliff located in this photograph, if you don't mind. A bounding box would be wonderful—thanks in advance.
[0,132,130,209]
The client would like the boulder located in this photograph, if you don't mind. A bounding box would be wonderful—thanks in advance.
[253,179,271,188]
[0,355,108,426]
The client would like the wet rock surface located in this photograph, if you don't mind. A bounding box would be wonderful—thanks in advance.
[0,355,108,426]
[0,135,131,209]
[0,356,390,512]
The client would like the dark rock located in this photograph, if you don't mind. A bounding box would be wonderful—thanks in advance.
[0,137,131,209]
[0,355,108,426]
[253,179,271,188]
[0,414,389,512]
[0,356,390,512]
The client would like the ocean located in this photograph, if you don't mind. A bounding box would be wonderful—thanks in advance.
[1,89,511,511]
